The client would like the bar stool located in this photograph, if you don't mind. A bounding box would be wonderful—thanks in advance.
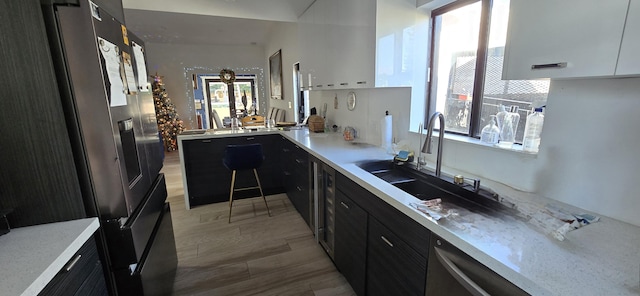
[223,143,271,223]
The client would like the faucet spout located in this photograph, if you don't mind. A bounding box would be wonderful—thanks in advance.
[421,112,445,177]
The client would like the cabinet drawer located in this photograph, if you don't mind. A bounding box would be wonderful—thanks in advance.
[39,238,106,296]
[367,217,427,296]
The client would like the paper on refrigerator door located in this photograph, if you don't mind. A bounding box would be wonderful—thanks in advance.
[132,42,149,92]
[122,52,138,93]
[97,37,127,107]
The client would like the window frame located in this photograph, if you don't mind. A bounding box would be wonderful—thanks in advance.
[203,76,258,128]
[426,0,494,138]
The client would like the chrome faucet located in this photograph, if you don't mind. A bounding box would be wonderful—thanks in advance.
[421,112,445,177]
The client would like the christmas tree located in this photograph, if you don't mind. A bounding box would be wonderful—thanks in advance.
[151,73,185,151]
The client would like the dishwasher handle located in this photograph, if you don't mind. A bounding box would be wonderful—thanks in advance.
[434,247,490,296]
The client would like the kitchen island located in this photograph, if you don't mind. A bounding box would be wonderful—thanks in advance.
[178,128,640,295]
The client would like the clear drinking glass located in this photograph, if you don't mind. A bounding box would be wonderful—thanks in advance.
[230,117,239,131]
[266,119,275,129]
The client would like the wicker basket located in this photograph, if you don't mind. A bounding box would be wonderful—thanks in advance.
[307,115,325,133]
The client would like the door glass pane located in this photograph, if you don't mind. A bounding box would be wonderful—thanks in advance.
[478,0,550,141]
[431,2,482,134]
[208,79,258,121]
[208,81,230,120]
[234,81,256,115]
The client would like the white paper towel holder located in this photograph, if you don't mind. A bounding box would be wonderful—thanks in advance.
[382,111,393,154]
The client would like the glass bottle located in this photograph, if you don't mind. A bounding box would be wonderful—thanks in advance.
[498,105,520,148]
[480,115,500,144]
[522,107,545,152]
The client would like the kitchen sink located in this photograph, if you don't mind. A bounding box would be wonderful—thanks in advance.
[356,160,518,217]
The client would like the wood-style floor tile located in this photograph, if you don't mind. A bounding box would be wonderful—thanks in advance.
[160,151,355,295]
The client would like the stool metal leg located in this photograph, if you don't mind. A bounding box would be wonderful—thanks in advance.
[228,170,236,223]
[253,169,271,216]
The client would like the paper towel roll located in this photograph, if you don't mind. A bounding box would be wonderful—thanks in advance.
[382,112,393,153]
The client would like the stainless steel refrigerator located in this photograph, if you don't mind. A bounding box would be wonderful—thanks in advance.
[0,0,177,295]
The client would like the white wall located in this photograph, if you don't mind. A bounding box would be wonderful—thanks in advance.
[535,78,640,226]
[264,22,299,121]
[145,43,266,129]
[309,87,412,146]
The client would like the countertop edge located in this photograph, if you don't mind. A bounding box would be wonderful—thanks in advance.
[17,218,100,296]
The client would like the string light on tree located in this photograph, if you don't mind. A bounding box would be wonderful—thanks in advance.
[151,73,185,151]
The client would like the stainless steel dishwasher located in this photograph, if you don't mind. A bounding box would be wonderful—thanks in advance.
[426,233,529,296]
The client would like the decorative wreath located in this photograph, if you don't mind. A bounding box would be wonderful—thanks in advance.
[219,69,236,85]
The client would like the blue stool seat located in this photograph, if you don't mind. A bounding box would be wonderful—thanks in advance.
[223,143,270,223]
[223,144,264,170]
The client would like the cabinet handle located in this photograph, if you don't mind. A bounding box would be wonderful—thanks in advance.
[531,62,567,70]
[340,82,348,86]
[340,201,350,209]
[327,84,335,87]
[316,85,323,88]
[64,254,82,272]
[246,137,255,141]
[434,247,490,296]
[295,158,304,164]
[284,171,291,176]
[283,148,291,153]
[380,235,394,248]
[296,186,303,191]
[356,81,367,85]
[202,140,211,143]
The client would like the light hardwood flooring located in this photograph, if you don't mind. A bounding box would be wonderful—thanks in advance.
[161,151,355,296]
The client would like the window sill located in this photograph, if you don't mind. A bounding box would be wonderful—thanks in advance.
[412,130,539,157]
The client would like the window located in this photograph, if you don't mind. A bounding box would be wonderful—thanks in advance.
[203,76,258,127]
[428,0,549,142]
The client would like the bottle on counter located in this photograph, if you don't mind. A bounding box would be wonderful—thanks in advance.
[522,107,545,153]
[497,105,520,148]
[495,104,507,130]
[480,115,500,145]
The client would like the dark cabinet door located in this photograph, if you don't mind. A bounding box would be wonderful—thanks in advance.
[182,134,285,207]
[367,217,428,296]
[281,138,310,224]
[334,191,367,296]
[40,238,107,296]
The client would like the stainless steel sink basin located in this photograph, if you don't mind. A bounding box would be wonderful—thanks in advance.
[356,160,519,217]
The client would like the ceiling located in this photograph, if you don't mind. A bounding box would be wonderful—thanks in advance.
[123,0,316,46]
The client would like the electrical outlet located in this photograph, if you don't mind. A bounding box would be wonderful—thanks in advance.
[288,102,292,108]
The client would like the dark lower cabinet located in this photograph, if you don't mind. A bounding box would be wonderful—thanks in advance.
[39,238,107,296]
[335,172,430,296]
[334,191,368,296]
[182,134,284,207]
[367,217,428,296]
[281,137,310,224]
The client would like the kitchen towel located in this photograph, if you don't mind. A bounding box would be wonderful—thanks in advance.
[381,111,393,154]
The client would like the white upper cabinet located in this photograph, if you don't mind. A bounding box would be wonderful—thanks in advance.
[616,0,640,76]
[297,0,375,90]
[503,0,629,79]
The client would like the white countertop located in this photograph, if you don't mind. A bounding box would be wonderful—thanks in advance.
[178,128,640,295]
[0,218,100,296]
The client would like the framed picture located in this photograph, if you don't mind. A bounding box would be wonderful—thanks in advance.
[269,49,283,100]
